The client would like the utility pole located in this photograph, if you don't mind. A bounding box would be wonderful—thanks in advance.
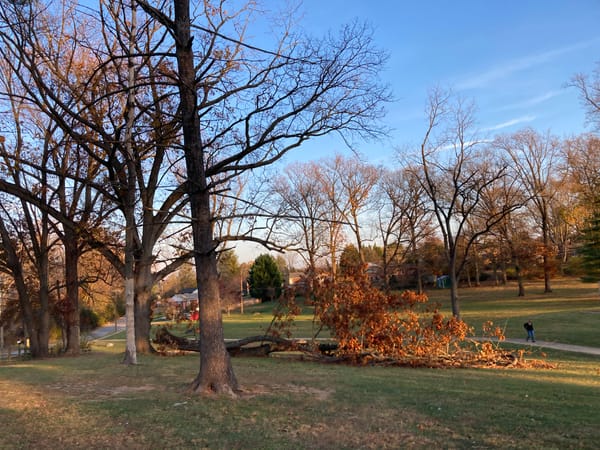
[239,274,244,314]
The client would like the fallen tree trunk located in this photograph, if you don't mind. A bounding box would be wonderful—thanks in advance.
[154,327,319,356]
[153,326,543,369]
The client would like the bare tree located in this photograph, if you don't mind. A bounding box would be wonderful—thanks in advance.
[317,157,348,281]
[336,155,379,263]
[571,63,600,131]
[271,161,329,297]
[479,169,530,296]
[496,129,563,293]
[0,0,193,360]
[565,134,600,208]
[0,42,62,356]
[375,167,434,292]
[415,89,514,318]
[137,0,389,394]
[548,180,581,272]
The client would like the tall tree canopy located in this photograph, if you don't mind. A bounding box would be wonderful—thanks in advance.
[136,0,389,394]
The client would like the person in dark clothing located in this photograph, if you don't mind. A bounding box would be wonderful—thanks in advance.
[524,320,535,342]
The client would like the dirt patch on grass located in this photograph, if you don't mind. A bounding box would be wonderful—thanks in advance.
[47,381,159,399]
[239,383,334,401]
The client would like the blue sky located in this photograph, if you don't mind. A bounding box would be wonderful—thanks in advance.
[285,0,600,165]
[238,1,600,261]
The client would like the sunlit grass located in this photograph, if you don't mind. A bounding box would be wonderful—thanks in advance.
[2,342,598,449]
[3,279,597,448]
[424,278,600,346]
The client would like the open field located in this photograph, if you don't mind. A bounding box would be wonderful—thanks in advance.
[101,279,600,347]
[0,345,598,449]
[1,279,598,449]
[218,278,600,346]
[425,278,600,347]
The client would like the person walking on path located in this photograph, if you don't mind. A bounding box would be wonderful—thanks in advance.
[524,320,535,342]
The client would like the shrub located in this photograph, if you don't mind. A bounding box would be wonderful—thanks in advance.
[79,307,100,332]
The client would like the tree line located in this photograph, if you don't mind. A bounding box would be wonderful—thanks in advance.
[270,97,600,320]
[0,0,598,395]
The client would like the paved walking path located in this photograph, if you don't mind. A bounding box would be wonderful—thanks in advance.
[500,338,600,356]
[88,316,126,340]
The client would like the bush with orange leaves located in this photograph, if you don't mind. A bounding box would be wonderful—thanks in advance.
[313,266,548,368]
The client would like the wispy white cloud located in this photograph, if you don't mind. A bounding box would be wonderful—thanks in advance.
[495,90,564,112]
[456,38,600,90]
[484,115,536,131]
[436,139,492,152]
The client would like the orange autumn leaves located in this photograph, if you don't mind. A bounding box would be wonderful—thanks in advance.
[270,265,528,368]
[314,268,471,363]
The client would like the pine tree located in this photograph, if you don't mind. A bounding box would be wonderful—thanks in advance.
[580,205,600,281]
[248,254,283,302]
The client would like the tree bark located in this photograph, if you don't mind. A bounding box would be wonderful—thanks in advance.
[134,257,155,354]
[0,217,42,356]
[542,220,553,293]
[449,262,460,319]
[63,229,80,355]
[173,0,238,394]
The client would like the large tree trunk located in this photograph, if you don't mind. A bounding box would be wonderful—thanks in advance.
[134,258,155,354]
[122,159,138,364]
[449,275,460,318]
[122,168,138,365]
[449,254,460,319]
[122,0,138,365]
[510,243,525,297]
[0,217,42,356]
[516,269,525,297]
[474,253,481,287]
[174,0,238,395]
[63,231,80,355]
[542,222,553,293]
[36,237,51,358]
[191,249,238,395]
[16,274,41,356]
[416,262,423,295]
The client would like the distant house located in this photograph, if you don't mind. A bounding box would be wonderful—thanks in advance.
[365,263,383,283]
[168,288,198,310]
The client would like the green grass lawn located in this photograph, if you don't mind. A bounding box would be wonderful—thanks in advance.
[425,278,600,347]
[0,342,598,449]
[110,278,600,347]
[220,278,600,347]
[2,278,597,449]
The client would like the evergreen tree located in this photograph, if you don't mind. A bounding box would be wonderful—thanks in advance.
[248,254,283,302]
[580,206,600,281]
[339,244,362,275]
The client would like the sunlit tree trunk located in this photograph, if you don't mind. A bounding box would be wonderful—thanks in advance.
[122,0,138,366]
[134,257,155,354]
[173,0,237,394]
[0,217,42,356]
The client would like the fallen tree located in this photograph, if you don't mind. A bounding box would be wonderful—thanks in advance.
[154,327,328,356]
[153,267,555,369]
[153,325,552,369]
